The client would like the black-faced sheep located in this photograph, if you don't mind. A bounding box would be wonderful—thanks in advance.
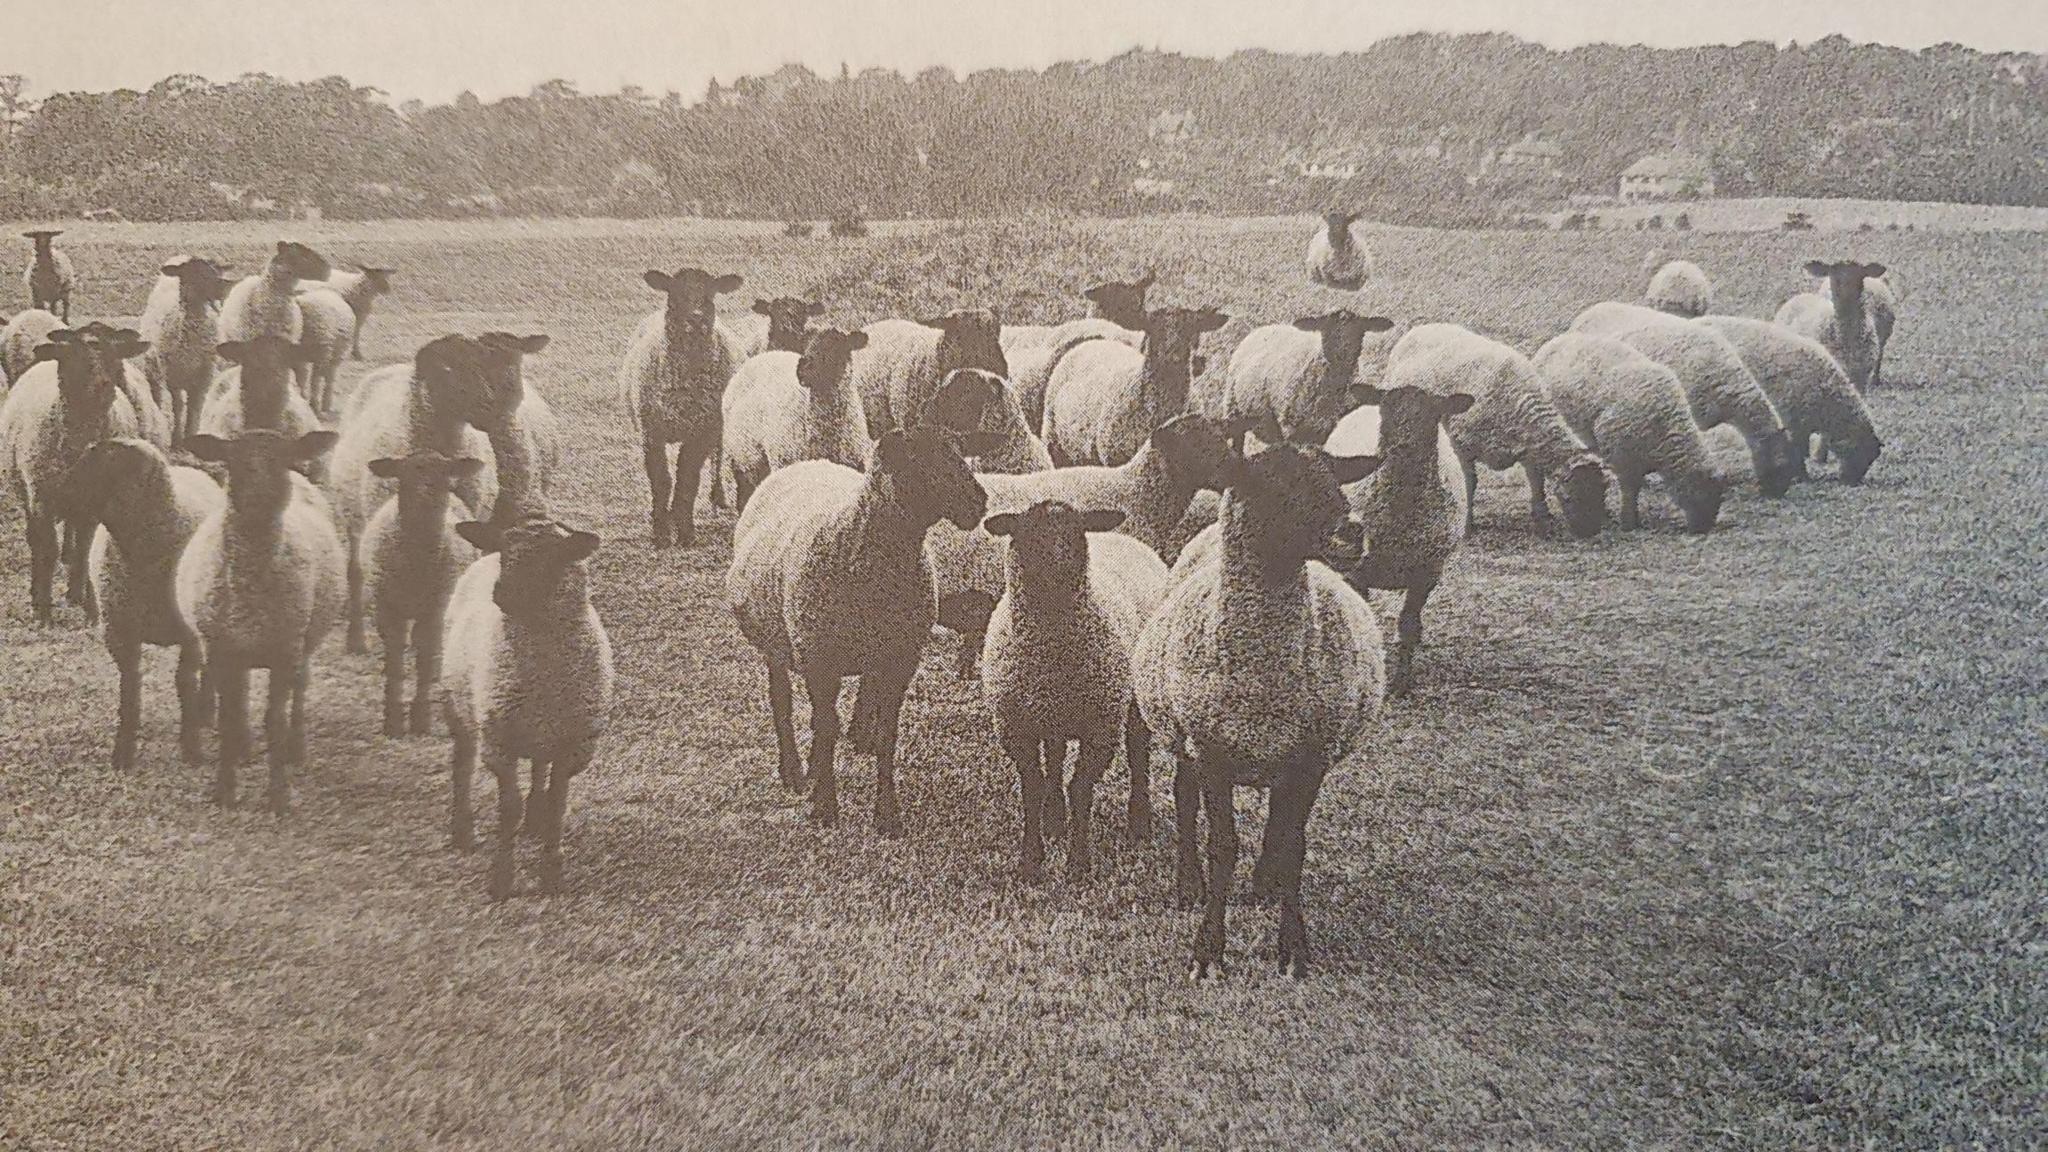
[1217,310,1396,451]
[361,452,485,737]
[1042,306,1229,467]
[722,327,873,510]
[22,230,74,321]
[138,256,233,443]
[849,310,1009,440]
[1305,211,1371,290]
[1695,316,1884,485]
[618,267,745,548]
[1777,260,1887,392]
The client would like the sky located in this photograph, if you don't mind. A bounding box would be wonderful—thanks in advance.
[8,0,2047,104]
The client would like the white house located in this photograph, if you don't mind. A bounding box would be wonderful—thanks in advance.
[1619,152,1717,202]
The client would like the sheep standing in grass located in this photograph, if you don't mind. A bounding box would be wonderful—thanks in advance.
[849,310,1009,440]
[476,332,562,522]
[619,267,744,548]
[1008,320,1146,432]
[2,308,63,384]
[176,430,346,814]
[1042,306,1229,467]
[1217,310,1396,450]
[1000,274,1153,358]
[54,438,225,770]
[1645,259,1713,318]
[220,243,331,374]
[1390,323,1609,539]
[737,295,826,359]
[361,452,484,737]
[1570,301,1801,496]
[1134,442,1386,978]
[1776,260,1886,392]
[1306,211,1371,290]
[722,327,873,510]
[1533,333,1727,533]
[1695,316,1884,484]
[138,257,233,443]
[294,285,358,417]
[321,266,396,359]
[0,326,152,624]
[727,426,994,831]
[441,514,613,900]
[22,230,73,321]
[198,337,326,480]
[917,368,1051,474]
[981,501,1169,880]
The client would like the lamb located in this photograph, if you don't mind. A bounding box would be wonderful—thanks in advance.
[1532,333,1727,533]
[1133,441,1386,978]
[2,308,63,385]
[440,514,614,900]
[1305,210,1371,290]
[618,266,745,547]
[22,230,74,321]
[737,295,826,359]
[475,331,562,522]
[917,368,1051,474]
[721,327,873,511]
[727,425,993,832]
[330,336,504,652]
[175,429,347,815]
[1569,301,1801,496]
[1694,316,1884,484]
[321,266,396,359]
[54,438,225,770]
[294,285,358,416]
[361,452,484,737]
[1389,323,1609,539]
[1042,306,1229,467]
[138,256,233,443]
[1217,310,1397,450]
[999,274,1153,358]
[0,325,151,624]
[980,500,1170,880]
[1776,260,1886,392]
[1645,259,1713,318]
[848,310,1009,440]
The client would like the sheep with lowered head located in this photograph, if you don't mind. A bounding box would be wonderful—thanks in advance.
[138,256,233,442]
[737,295,826,360]
[220,241,331,357]
[1042,305,1229,467]
[22,230,74,321]
[1645,259,1713,318]
[1217,309,1397,450]
[1306,210,1371,290]
[293,284,357,417]
[1000,273,1154,358]
[722,326,873,510]
[321,266,396,360]
[1695,316,1884,484]
[475,331,563,522]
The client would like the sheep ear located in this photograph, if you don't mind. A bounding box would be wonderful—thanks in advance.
[1436,393,1476,417]
[1082,283,1110,303]
[803,300,826,317]
[643,270,673,293]
[448,456,487,480]
[111,339,151,361]
[1197,310,1230,333]
[519,334,550,354]
[1325,452,1383,485]
[710,273,743,294]
[752,298,773,316]
[1135,271,1155,291]
[916,315,950,331]
[844,330,868,351]
[184,434,232,463]
[294,431,340,462]
[982,513,1020,537]
[873,430,911,472]
[161,260,188,276]
[562,530,601,562]
[1802,260,1831,278]
[32,342,67,363]
[1361,316,1396,333]
[454,520,499,553]
[214,340,249,364]
[1189,355,1208,378]
[1080,509,1127,533]
[1292,315,1328,332]
[367,456,404,478]
[1862,263,1886,280]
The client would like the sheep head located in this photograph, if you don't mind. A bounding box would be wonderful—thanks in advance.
[1137,306,1229,391]
[23,229,61,246]
[984,499,1127,602]
[1355,384,1474,459]
[645,267,742,337]
[271,240,332,283]
[920,308,1008,382]
[1755,428,1802,497]
[456,513,600,616]
[917,368,1013,438]
[34,325,148,421]
[370,451,487,523]
[358,266,398,295]
[793,328,868,393]
[1150,412,1236,493]
[1080,273,1154,330]
[185,429,336,522]
[475,331,549,433]
[873,424,993,531]
[1557,454,1611,540]
[162,256,234,306]
[215,336,304,427]
[1835,429,1883,486]
[752,296,825,353]
[1219,443,1380,573]
[52,437,167,525]
[1804,259,1886,304]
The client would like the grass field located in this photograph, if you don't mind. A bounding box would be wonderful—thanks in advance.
[2,213,2043,1149]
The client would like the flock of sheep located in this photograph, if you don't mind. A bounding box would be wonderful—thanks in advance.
[0,217,1893,975]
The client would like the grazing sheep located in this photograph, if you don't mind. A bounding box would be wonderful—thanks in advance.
[55,438,226,770]
[738,295,826,359]
[980,501,1169,880]
[198,336,325,482]
[1217,310,1397,450]
[1645,259,1713,318]
[361,452,484,737]
[138,256,233,443]
[1533,333,1727,533]
[722,327,873,510]
[0,326,151,624]
[848,310,1009,441]
[1306,211,1371,290]
[619,266,745,547]
[1133,441,1387,978]
[176,430,346,815]
[475,331,562,522]
[1694,316,1884,484]
[22,230,74,321]
[1000,274,1154,357]
[1777,260,1886,392]
[1042,306,1229,467]
[727,426,992,831]
[1570,301,1801,496]
[918,368,1051,474]
[441,514,614,900]
[294,285,357,416]
[1390,323,1609,539]
[322,266,396,359]
[2,308,63,385]
[330,336,504,652]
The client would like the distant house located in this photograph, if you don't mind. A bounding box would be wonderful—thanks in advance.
[1492,132,1564,175]
[1289,145,1369,181]
[1619,152,1717,202]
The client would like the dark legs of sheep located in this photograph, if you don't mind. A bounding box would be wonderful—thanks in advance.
[1271,771,1324,978]
[1192,770,1237,979]
[345,545,368,653]
[766,667,805,790]
[705,443,728,511]
[486,742,521,900]
[1459,458,1478,535]
[642,440,674,548]
[1388,582,1433,698]
[450,729,477,849]
[26,511,56,625]
[803,671,842,826]
[535,755,579,893]
[668,437,710,548]
[1616,472,1644,530]
[287,654,309,765]
[380,616,410,736]
[66,518,97,624]
[176,644,205,767]
[1524,463,1555,534]
[1125,703,1152,842]
[1007,733,1046,881]
[1068,741,1112,880]
[265,664,293,815]
[1041,740,1068,840]
[1172,757,1204,908]
[412,611,444,736]
[110,636,142,772]
[213,659,250,807]
[864,664,914,838]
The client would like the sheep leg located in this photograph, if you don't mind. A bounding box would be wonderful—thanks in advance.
[410,611,443,736]
[524,759,552,841]
[345,545,368,654]
[1389,581,1434,698]
[62,518,94,615]
[26,511,56,626]
[1192,770,1237,980]
[380,614,411,736]
[1273,770,1326,979]
[732,468,757,516]
[669,439,707,548]
[1459,458,1478,535]
[1067,741,1113,881]
[1124,702,1152,842]
[1251,775,1307,904]
[185,387,208,441]
[264,666,294,815]
[213,659,249,807]
[176,644,205,767]
[487,744,522,901]
[538,756,580,894]
[766,666,805,790]
[1523,463,1555,534]
[865,664,915,838]
[286,653,310,766]
[450,728,477,850]
[111,635,143,772]
[1617,473,1643,531]
[705,443,728,511]
[803,670,842,827]
[643,440,673,548]
[170,390,188,447]
[1006,733,1046,882]
[1041,739,1068,840]
[1172,756,1205,909]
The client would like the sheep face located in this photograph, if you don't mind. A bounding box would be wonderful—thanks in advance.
[359,267,397,295]
[1756,429,1802,496]
[1293,310,1397,443]
[918,368,1008,437]
[163,257,233,306]
[793,328,869,392]
[411,335,502,430]
[457,515,600,616]
[1224,444,1381,570]
[752,296,825,352]
[52,437,164,525]
[1558,456,1610,540]
[368,451,486,519]
[874,425,992,531]
[1835,431,1882,486]
[270,241,332,283]
[1150,412,1235,492]
[920,309,1009,382]
[1361,384,1475,464]
[23,229,61,247]
[1671,470,1728,535]
[185,430,339,522]
[34,326,148,423]
[1321,210,1358,237]
[1081,273,1154,330]
[985,500,1127,603]
[476,332,550,432]
[1138,306,1229,383]
[645,267,742,339]
[1804,260,1886,307]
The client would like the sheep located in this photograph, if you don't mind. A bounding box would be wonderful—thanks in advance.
[1042,306,1229,467]
[53,437,225,770]
[721,327,873,510]
[917,368,1051,475]
[440,514,614,900]
[220,240,331,349]
[321,266,396,360]
[1389,323,1609,539]
[0,325,151,624]
[475,331,562,522]
[848,310,1009,440]
[1570,301,1801,496]
[1776,260,1886,392]
[1133,441,1387,978]
[1645,259,1713,318]
[22,230,74,321]
[618,266,745,548]
[726,425,993,832]
[361,452,484,737]
[1305,210,1371,290]
[1694,316,1884,484]
[980,500,1170,880]
[198,336,324,448]
[1532,333,1727,533]
[999,273,1154,358]
[1217,310,1397,451]
[330,336,505,652]
[176,429,346,815]
[294,285,357,417]
[1008,319,1145,432]
[737,295,826,359]
[2,308,63,385]
[138,256,232,442]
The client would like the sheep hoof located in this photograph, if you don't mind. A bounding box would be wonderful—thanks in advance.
[451,825,474,852]
[266,787,290,817]
[1174,876,1206,911]
[32,604,53,627]
[1127,808,1151,843]
[538,853,563,894]
[346,635,368,656]
[487,861,514,902]
[111,739,137,774]
[408,711,434,737]
[875,809,904,839]
[210,785,237,808]
[383,716,405,738]
[777,760,807,792]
